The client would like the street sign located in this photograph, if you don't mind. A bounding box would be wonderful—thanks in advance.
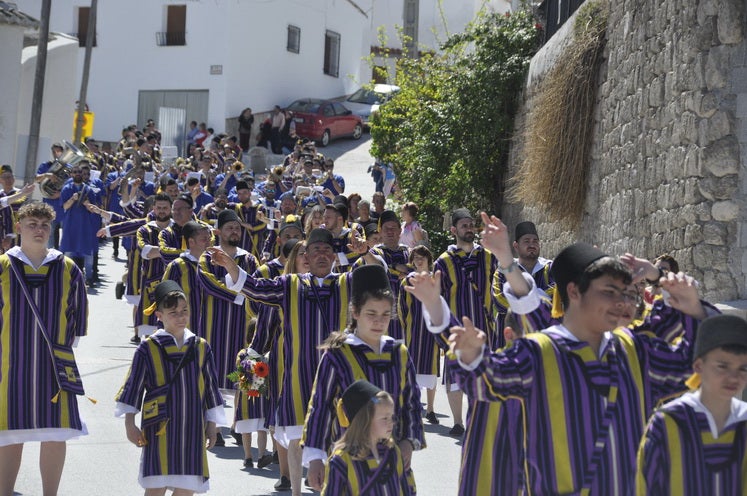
[73,111,95,139]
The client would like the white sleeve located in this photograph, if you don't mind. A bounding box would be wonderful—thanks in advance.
[114,402,139,417]
[225,267,248,291]
[422,297,452,334]
[302,447,328,467]
[503,273,542,315]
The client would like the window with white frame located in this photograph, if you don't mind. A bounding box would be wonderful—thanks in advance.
[323,30,340,77]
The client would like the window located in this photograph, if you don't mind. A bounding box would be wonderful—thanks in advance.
[323,30,340,77]
[157,5,187,46]
[76,7,97,47]
[287,25,300,53]
[332,103,349,115]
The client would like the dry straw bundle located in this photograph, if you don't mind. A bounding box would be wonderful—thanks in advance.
[511,1,609,226]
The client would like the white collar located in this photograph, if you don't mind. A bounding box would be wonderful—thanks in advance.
[6,246,62,270]
[182,251,200,262]
[151,328,196,349]
[147,219,173,228]
[517,256,551,275]
[678,390,747,437]
[345,332,395,353]
[543,323,614,358]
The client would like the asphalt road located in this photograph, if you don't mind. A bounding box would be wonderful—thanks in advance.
[11,135,467,495]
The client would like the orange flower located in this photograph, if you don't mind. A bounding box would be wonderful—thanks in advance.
[253,361,269,378]
[248,390,260,397]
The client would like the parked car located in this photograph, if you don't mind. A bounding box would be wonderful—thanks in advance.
[286,98,363,147]
[344,84,401,127]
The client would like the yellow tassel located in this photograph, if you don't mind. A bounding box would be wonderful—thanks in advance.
[51,389,61,403]
[336,399,350,428]
[156,419,169,436]
[551,290,564,319]
[685,373,701,390]
[87,396,98,404]
[143,301,157,316]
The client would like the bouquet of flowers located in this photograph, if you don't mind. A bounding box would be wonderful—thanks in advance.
[227,348,269,397]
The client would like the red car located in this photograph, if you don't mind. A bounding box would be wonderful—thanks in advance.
[287,98,363,147]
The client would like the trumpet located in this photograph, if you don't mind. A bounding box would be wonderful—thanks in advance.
[232,161,244,172]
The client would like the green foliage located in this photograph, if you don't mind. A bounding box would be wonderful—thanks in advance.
[371,8,540,242]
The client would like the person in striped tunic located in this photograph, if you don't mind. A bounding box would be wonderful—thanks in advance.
[321,380,414,496]
[0,201,89,496]
[207,228,377,496]
[115,280,226,495]
[434,207,498,437]
[436,213,714,495]
[135,194,173,339]
[159,194,203,264]
[163,221,213,334]
[399,245,441,423]
[232,180,268,259]
[303,264,425,491]
[637,314,747,495]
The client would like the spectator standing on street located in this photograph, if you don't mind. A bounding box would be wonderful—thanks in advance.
[238,108,254,151]
[271,106,286,154]
[399,202,428,249]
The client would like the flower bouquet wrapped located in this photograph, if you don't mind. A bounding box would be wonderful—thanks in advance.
[227,348,269,397]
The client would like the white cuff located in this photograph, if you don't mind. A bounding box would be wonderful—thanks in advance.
[72,337,81,348]
[456,344,486,370]
[423,297,451,334]
[206,405,228,426]
[114,402,139,417]
[302,447,327,467]
[226,267,248,292]
[0,197,8,209]
[141,245,158,258]
[504,273,541,315]
[233,294,245,305]
[103,226,112,237]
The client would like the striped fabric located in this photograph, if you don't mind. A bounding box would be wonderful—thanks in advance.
[493,259,555,332]
[232,203,267,259]
[367,244,411,340]
[163,254,203,334]
[197,250,258,390]
[159,220,213,264]
[0,251,88,433]
[115,333,223,480]
[250,304,284,428]
[322,443,414,496]
[135,222,168,328]
[453,322,703,495]
[303,337,424,454]
[330,228,361,272]
[254,259,284,280]
[637,392,747,495]
[435,245,500,349]
[398,275,440,376]
[237,272,351,426]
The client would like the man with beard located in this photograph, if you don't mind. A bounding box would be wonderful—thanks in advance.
[197,209,259,447]
[60,162,99,286]
[199,187,229,227]
[494,221,555,332]
[433,208,499,437]
[159,194,209,264]
[133,194,173,342]
[322,202,360,272]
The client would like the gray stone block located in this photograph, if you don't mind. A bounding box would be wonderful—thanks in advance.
[717,0,744,45]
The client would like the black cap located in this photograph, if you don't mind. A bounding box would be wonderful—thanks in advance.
[279,215,303,235]
[153,280,184,307]
[451,208,472,226]
[0,165,12,174]
[364,223,379,238]
[217,209,241,228]
[550,242,607,291]
[181,221,205,240]
[377,210,399,229]
[333,194,348,206]
[341,380,383,425]
[515,221,538,241]
[282,238,300,258]
[352,265,390,302]
[175,193,194,209]
[307,228,334,247]
[694,314,747,360]
[235,180,250,191]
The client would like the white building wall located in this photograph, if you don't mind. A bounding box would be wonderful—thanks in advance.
[21,0,370,142]
[0,24,25,167]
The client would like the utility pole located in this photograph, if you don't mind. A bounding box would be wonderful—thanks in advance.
[74,0,97,143]
[403,0,419,59]
[24,0,51,183]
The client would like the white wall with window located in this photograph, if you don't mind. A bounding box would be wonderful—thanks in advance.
[20,0,371,142]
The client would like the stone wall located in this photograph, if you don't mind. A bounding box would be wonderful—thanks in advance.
[503,0,747,302]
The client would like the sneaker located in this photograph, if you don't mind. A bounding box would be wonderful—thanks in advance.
[230,429,243,445]
[256,453,274,469]
[243,458,253,468]
[214,432,225,447]
[274,476,291,491]
[115,281,125,300]
[129,335,141,345]
[425,411,439,425]
[449,423,465,437]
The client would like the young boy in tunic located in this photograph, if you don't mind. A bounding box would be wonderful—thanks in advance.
[115,280,226,495]
[637,314,747,494]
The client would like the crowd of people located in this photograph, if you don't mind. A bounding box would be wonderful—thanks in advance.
[1,119,746,496]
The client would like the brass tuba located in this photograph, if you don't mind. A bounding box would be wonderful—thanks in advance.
[40,140,86,198]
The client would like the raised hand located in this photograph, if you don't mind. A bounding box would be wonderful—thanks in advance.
[660,271,706,319]
[479,212,513,265]
[620,253,659,283]
[448,316,486,365]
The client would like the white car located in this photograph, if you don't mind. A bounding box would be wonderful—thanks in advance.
[344,84,400,127]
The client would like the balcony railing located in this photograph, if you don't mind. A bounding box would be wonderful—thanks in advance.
[155,31,186,46]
